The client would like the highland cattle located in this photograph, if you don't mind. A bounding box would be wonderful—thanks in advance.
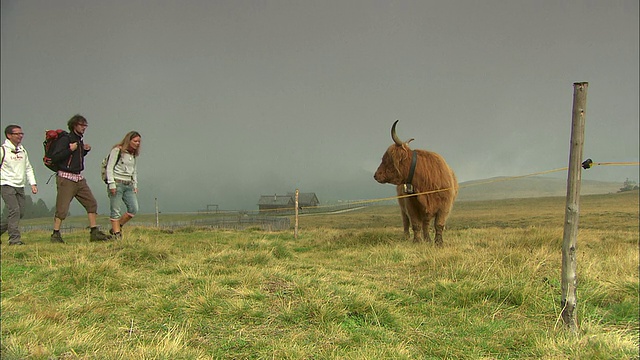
[374,120,458,245]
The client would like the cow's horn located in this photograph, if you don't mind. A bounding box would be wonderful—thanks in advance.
[391,120,403,145]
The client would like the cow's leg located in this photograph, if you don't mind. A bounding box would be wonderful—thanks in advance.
[433,212,448,246]
[411,221,424,243]
[398,200,411,240]
[401,212,411,240]
[403,198,424,242]
[434,225,444,246]
[408,204,424,242]
[422,213,433,242]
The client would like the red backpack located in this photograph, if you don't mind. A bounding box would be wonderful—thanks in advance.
[43,129,69,172]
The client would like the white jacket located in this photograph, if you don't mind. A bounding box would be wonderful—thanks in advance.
[0,139,37,187]
[106,146,138,190]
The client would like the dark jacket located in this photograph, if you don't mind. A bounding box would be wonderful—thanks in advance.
[49,131,90,174]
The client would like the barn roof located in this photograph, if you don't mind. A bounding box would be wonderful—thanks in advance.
[257,192,320,207]
[257,195,295,206]
[287,192,319,205]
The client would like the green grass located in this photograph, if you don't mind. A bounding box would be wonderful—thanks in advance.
[1,191,638,359]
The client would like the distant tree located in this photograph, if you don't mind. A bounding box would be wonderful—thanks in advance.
[22,195,35,218]
[1,195,54,219]
[35,198,55,218]
[618,178,639,193]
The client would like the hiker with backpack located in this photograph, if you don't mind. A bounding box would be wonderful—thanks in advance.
[0,125,37,245]
[47,114,109,243]
[103,131,141,240]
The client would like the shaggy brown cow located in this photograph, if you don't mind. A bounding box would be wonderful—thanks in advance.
[374,120,458,245]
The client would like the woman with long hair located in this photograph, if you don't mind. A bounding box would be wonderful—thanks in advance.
[105,131,141,239]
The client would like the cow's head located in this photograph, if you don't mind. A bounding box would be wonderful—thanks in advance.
[374,120,414,185]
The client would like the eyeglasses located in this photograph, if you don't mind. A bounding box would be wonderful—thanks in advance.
[10,132,24,136]
[78,124,88,127]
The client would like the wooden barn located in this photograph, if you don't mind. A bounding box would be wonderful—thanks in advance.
[257,192,320,213]
[287,192,319,207]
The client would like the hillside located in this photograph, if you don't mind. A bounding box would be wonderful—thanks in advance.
[457,176,623,201]
[314,174,626,207]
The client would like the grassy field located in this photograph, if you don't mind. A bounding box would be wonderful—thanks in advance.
[1,191,638,359]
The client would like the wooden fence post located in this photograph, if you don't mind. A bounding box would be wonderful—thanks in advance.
[294,189,299,239]
[561,82,588,332]
[155,197,159,228]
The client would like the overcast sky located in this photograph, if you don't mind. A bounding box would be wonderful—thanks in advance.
[1,0,638,213]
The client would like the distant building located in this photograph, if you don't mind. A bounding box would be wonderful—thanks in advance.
[258,192,320,213]
[287,192,319,208]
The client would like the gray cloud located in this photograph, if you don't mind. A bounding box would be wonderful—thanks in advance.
[2,0,638,214]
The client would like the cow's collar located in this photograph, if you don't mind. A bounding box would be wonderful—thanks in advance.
[403,150,418,194]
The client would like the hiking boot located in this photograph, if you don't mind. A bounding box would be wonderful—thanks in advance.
[9,241,25,245]
[109,229,123,239]
[89,228,110,242]
[50,231,65,243]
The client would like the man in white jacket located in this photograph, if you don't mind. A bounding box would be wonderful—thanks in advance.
[0,125,37,245]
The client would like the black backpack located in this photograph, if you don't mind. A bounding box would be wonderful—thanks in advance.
[43,129,69,172]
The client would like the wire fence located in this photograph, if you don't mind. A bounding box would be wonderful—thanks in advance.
[149,216,291,231]
[19,215,291,233]
[14,161,639,234]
